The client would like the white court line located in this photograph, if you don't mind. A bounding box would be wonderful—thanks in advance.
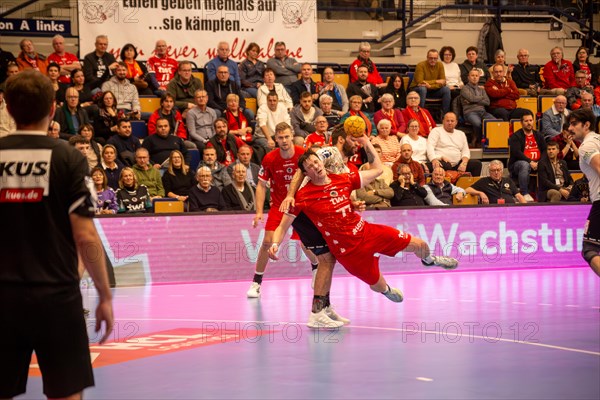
[107,317,600,357]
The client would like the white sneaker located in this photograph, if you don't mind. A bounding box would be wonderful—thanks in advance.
[524,194,535,202]
[246,282,261,298]
[422,256,459,270]
[382,287,404,302]
[311,268,317,289]
[307,309,344,329]
[325,305,350,325]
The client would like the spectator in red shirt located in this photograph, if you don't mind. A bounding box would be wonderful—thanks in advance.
[47,34,81,84]
[349,42,385,88]
[543,47,576,94]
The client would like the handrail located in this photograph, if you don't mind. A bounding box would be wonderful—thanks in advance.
[0,0,41,18]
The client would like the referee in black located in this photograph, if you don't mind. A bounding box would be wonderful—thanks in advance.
[0,70,114,399]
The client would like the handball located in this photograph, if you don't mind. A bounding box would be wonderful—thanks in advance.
[344,116,366,138]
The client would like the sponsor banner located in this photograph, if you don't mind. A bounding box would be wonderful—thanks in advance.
[0,18,71,36]
[0,149,51,202]
[94,205,591,285]
[78,0,318,66]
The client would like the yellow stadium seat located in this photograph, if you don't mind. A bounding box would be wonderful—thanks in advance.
[333,73,349,88]
[245,97,257,114]
[516,96,537,115]
[139,97,161,113]
[453,193,479,205]
[570,172,584,181]
[483,120,510,150]
[192,71,204,83]
[539,95,556,114]
[455,176,480,189]
[511,119,522,133]
[154,199,185,213]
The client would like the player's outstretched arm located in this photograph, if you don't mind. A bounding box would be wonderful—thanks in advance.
[279,169,304,212]
[70,213,114,344]
[356,135,383,187]
[268,213,295,260]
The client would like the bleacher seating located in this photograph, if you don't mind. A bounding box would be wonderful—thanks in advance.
[483,119,510,152]
[539,95,556,114]
[188,149,201,172]
[140,96,161,114]
[131,120,148,139]
[153,199,185,213]
[516,96,538,116]
[455,176,480,189]
[453,193,479,205]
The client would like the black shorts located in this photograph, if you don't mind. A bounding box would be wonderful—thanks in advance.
[291,212,330,256]
[583,200,600,245]
[0,284,94,398]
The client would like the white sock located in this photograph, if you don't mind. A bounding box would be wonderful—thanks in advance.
[422,255,434,264]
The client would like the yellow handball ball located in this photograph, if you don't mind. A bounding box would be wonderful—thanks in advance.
[343,115,366,138]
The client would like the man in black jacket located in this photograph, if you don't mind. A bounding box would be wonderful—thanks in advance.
[82,34,117,92]
[289,63,319,105]
[390,163,427,206]
[537,140,574,202]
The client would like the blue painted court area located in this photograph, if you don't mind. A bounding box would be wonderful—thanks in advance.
[21,267,600,399]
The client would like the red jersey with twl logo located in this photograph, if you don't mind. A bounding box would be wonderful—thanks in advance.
[291,172,364,256]
[146,56,179,88]
[258,145,305,208]
[524,132,541,161]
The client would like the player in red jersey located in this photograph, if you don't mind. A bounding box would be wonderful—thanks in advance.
[247,122,318,298]
[146,40,179,91]
[269,135,458,326]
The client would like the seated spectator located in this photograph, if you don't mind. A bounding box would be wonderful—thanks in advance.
[256,92,291,152]
[199,146,233,190]
[318,94,341,130]
[487,49,513,81]
[69,69,94,108]
[167,61,204,117]
[410,48,451,116]
[47,120,60,139]
[426,167,466,205]
[466,160,527,204]
[186,89,217,151]
[101,144,124,190]
[305,116,331,148]
[543,47,575,95]
[461,69,494,147]
[238,42,265,98]
[222,163,257,211]
[401,92,436,137]
[53,87,91,139]
[541,95,570,141]
[392,142,426,185]
[340,96,376,136]
[553,123,580,170]
[78,124,102,169]
[567,175,590,202]
[355,162,394,208]
[224,93,253,144]
[346,64,379,114]
[68,135,91,167]
[206,65,252,121]
[189,166,226,212]
[0,52,17,85]
[371,119,401,165]
[92,91,123,143]
[101,62,141,119]
[47,62,68,104]
[91,167,118,214]
[115,167,153,213]
[146,39,178,93]
[83,35,118,92]
[290,91,323,145]
[107,118,142,166]
[0,88,16,137]
[266,41,302,86]
[132,148,165,199]
[319,66,348,115]
[349,42,385,87]
[120,43,158,96]
[390,164,427,206]
[566,70,594,110]
[290,63,319,105]
[16,39,47,74]
[162,150,196,203]
[205,41,241,87]
[147,93,188,139]
[485,64,528,121]
[400,119,429,170]
[572,46,593,86]
[537,140,574,202]
[382,73,407,109]
[507,112,546,201]
[256,67,293,110]
[440,46,463,99]
[374,93,406,139]
[512,48,547,96]
[580,91,600,118]
[427,112,482,176]
[227,145,260,187]
[207,118,247,167]
[142,117,188,166]
[459,46,489,86]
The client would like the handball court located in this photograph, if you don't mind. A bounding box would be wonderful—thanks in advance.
[22,267,600,400]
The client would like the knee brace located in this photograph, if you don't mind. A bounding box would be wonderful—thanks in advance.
[582,241,600,264]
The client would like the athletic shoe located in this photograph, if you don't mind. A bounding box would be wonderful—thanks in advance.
[524,194,535,202]
[246,282,261,298]
[382,287,404,302]
[307,309,344,329]
[311,268,317,289]
[325,305,350,325]
[422,256,459,270]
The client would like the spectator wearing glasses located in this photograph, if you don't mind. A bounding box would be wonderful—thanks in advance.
[409,49,451,116]
[512,48,545,97]
[466,160,527,204]
[565,70,594,110]
[401,92,436,137]
[349,42,385,88]
[542,47,576,95]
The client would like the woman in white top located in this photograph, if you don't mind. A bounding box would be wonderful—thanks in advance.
[400,118,429,171]
[256,67,293,111]
[440,46,462,101]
